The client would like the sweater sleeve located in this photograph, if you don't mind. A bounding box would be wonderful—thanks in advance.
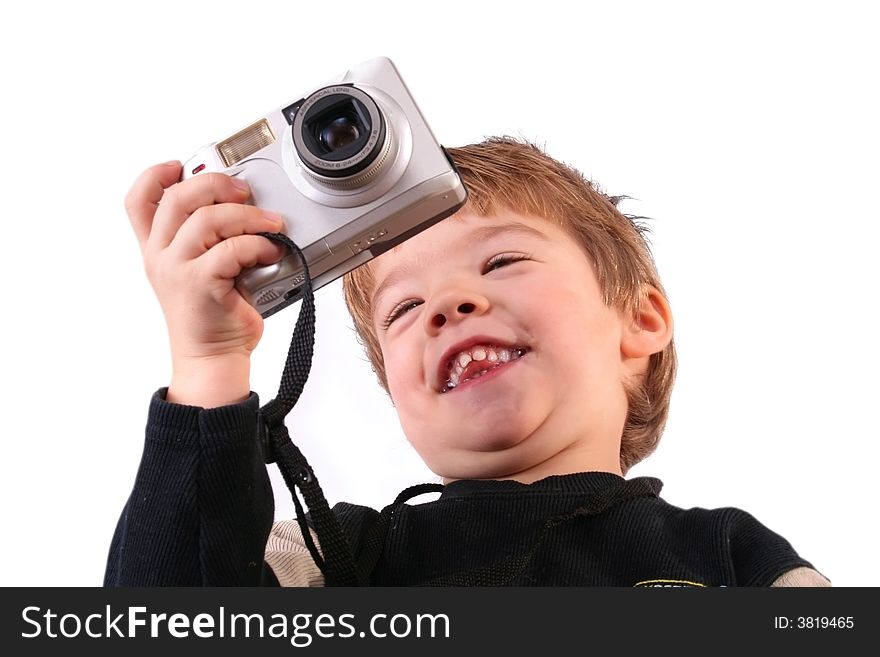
[724,508,819,586]
[103,388,276,586]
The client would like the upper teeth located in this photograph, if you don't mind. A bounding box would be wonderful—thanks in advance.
[443,344,526,392]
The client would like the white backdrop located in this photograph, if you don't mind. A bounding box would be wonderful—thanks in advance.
[2,0,876,587]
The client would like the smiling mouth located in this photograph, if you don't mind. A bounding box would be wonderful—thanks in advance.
[440,345,530,393]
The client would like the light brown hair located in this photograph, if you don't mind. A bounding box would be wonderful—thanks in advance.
[343,137,676,473]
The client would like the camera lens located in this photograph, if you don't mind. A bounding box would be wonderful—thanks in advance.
[318,115,360,152]
[293,85,388,181]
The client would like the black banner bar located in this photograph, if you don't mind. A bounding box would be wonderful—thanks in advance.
[2,587,875,655]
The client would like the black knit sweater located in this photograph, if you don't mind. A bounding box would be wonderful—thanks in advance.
[104,389,814,587]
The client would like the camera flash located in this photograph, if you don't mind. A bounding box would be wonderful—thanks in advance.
[217,119,275,167]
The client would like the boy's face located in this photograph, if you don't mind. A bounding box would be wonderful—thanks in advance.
[369,209,636,482]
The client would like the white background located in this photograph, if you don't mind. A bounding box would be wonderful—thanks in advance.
[2,0,876,587]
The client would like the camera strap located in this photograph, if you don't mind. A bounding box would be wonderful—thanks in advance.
[254,231,360,586]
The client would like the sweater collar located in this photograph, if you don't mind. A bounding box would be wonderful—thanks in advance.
[439,471,659,500]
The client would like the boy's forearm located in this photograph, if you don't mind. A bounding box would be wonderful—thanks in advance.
[104,389,275,586]
[167,354,252,408]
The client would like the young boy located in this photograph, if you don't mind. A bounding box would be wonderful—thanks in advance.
[105,137,828,587]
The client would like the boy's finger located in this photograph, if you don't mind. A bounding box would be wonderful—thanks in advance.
[123,161,182,250]
[149,172,251,251]
[170,203,285,260]
[197,234,288,283]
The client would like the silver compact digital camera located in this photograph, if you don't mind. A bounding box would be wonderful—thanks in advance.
[182,56,468,318]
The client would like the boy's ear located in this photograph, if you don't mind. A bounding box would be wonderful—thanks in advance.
[620,285,673,360]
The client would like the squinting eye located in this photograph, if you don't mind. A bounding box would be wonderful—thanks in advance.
[381,299,423,329]
[484,253,530,273]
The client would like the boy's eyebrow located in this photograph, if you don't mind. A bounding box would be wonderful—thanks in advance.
[371,221,551,310]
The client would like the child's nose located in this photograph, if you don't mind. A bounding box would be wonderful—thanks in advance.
[431,302,476,328]
[425,288,490,332]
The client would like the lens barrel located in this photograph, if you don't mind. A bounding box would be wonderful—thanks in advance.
[293,85,387,180]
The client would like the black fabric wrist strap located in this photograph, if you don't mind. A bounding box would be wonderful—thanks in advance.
[255,231,359,586]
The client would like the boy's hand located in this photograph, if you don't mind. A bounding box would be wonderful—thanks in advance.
[125,161,287,407]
